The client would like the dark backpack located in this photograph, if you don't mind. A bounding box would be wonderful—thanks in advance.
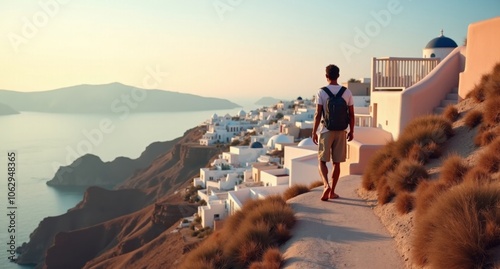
[321,86,349,131]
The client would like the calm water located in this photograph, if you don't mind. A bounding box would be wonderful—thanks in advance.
[0,107,251,268]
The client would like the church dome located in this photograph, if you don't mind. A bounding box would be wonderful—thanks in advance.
[298,138,316,147]
[266,134,293,148]
[249,141,264,148]
[237,110,246,117]
[425,31,457,49]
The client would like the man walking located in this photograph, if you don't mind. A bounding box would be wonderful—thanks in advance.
[312,64,355,201]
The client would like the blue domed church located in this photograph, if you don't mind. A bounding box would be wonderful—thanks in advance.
[422,30,458,60]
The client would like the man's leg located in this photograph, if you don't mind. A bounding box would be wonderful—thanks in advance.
[319,160,330,201]
[329,162,341,199]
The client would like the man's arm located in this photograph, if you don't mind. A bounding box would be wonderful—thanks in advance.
[312,104,323,145]
[347,105,355,141]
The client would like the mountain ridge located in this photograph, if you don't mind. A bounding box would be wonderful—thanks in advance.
[0,82,240,113]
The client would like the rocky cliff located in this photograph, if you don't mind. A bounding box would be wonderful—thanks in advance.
[18,126,220,268]
[42,201,197,269]
[47,138,181,187]
[16,187,151,266]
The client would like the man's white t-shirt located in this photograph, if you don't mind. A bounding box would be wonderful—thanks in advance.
[315,85,354,134]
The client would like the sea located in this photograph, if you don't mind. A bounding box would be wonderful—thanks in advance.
[0,96,369,268]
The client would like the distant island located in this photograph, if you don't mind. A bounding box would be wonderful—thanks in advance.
[0,82,240,113]
[254,96,282,106]
[0,102,20,116]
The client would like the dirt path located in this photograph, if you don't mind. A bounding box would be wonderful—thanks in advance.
[280,175,404,269]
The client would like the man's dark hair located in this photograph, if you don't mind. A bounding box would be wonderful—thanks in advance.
[326,64,340,80]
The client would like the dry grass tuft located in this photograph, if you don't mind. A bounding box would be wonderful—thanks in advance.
[309,180,324,189]
[464,166,494,184]
[439,154,469,186]
[180,196,295,269]
[483,96,500,125]
[362,144,398,190]
[249,247,283,269]
[442,105,459,122]
[377,178,395,205]
[464,109,483,129]
[467,74,489,102]
[414,180,448,217]
[283,184,310,200]
[484,63,500,98]
[412,181,500,268]
[386,160,429,193]
[407,143,428,164]
[395,115,452,159]
[474,124,499,147]
[395,192,415,215]
[477,145,500,174]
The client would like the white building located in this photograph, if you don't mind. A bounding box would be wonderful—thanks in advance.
[199,113,260,145]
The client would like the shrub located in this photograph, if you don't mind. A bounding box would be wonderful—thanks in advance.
[283,184,310,200]
[180,196,295,269]
[395,192,415,215]
[377,178,394,205]
[386,159,429,193]
[477,145,500,173]
[362,144,398,190]
[423,141,442,159]
[464,166,493,184]
[474,125,499,147]
[249,248,283,269]
[464,110,483,129]
[407,143,428,164]
[439,154,469,186]
[483,96,500,125]
[467,74,489,102]
[395,115,452,158]
[412,181,500,268]
[442,105,459,122]
[414,180,448,217]
[309,180,324,189]
[484,63,500,99]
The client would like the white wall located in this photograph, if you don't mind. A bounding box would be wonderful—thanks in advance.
[200,200,227,228]
[459,16,500,99]
[260,168,289,186]
[372,46,465,138]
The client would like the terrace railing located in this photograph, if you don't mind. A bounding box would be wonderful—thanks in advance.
[371,57,440,91]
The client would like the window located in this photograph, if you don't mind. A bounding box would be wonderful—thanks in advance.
[214,214,220,220]
[430,53,436,58]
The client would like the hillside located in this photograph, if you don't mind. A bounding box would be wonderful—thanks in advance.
[255,96,282,106]
[47,135,183,187]
[358,92,500,267]
[0,82,240,113]
[0,102,19,115]
[16,126,221,268]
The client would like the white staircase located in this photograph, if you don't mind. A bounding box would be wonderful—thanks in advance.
[434,87,459,114]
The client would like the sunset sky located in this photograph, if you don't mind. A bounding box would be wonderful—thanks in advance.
[1,0,499,103]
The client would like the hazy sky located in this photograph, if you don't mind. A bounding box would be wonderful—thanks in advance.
[1,0,499,102]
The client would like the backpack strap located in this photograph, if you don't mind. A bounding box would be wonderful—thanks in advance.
[321,87,334,98]
[322,86,347,98]
[337,86,347,98]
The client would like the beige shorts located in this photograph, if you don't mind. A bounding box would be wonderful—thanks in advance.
[318,131,347,163]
